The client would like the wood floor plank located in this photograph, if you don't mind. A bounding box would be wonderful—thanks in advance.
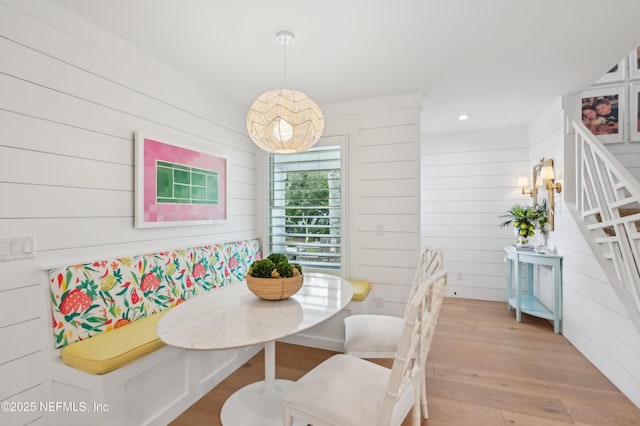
[562,399,640,426]
[501,410,584,426]
[170,298,640,426]
[431,363,626,405]
[420,396,505,426]
[426,377,573,422]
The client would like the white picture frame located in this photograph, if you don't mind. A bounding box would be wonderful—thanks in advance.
[630,82,640,141]
[594,58,627,84]
[629,47,640,80]
[134,132,228,228]
[580,85,626,144]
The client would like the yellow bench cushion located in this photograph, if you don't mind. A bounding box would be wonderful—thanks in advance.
[59,310,170,375]
[349,280,371,301]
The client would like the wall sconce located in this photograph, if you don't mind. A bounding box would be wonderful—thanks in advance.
[518,176,535,197]
[532,158,562,231]
[539,165,562,194]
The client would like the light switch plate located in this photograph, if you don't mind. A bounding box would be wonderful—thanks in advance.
[0,236,36,262]
[0,240,9,256]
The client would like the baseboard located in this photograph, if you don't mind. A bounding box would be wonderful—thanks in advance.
[278,334,344,353]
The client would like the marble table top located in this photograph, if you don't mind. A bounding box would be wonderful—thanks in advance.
[157,272,353,350]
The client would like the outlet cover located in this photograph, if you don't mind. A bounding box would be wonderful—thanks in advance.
[375,297,384,309]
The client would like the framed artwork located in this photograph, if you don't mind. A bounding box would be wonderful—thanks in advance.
[135,132,228,228]
[594,59,626,84]
[629,47,640,80]
[580,85,626,144]
[630,83,640,141]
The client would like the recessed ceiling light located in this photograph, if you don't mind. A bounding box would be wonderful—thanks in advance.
[458,114,469,121]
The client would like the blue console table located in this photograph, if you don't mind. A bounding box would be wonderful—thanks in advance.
[504,246,563,334]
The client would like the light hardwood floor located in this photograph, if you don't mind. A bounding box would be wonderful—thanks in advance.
[170,298,640,426]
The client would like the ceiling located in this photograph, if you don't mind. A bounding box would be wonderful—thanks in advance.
[52,0,640,134]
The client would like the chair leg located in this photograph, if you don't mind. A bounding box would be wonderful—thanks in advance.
[420,379,429,419]
[283,406,293,426]
[411,384,421,426]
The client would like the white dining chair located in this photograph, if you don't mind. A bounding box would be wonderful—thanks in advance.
[343,247,444,419]
[282,269,447,426]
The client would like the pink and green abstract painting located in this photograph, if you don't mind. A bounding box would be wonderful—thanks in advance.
[137,135,227,227]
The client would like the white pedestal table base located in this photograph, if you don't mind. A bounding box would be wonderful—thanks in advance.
[220,379,304,426]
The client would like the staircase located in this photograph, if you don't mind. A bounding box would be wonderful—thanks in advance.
[568,120,640,333]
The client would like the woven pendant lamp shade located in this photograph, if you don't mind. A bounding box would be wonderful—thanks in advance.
[246,89,324,153]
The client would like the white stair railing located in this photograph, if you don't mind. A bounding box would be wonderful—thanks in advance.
[571,120,640,333]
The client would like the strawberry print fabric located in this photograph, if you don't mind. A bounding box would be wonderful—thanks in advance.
[49,239,261,348]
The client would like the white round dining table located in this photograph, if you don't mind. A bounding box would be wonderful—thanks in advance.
[157,272,353,426]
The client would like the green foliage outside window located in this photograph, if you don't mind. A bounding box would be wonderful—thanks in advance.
[285,170,331,238]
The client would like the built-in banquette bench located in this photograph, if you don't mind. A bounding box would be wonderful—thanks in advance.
[44,239,263,426]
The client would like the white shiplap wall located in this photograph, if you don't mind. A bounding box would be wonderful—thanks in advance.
[0,1,256,424]
[421,126,530,301]
[320,94,423,316]
[529,98,640,408]
[608,143,640,182]
[268,94,422,350]
[526,99,565,312]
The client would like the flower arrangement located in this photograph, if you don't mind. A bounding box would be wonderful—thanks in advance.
[499,201,547,247]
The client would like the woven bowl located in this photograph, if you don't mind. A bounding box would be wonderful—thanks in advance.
[246,274,304,300]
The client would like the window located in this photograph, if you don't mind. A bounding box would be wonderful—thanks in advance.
[268,143,343,271]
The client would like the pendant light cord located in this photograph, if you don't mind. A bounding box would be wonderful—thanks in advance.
[283,39,287,84]
[276,31,293,86]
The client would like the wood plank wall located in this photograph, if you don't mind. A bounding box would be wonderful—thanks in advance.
[323,95,423,318]
[607,143,640,181]
[420,126,530,301]
[529,98,640,409]
[349,109,421,316]
[0,2,257,424]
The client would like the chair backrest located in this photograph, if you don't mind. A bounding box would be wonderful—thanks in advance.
[377,269,447,426]
[403,247,444,318]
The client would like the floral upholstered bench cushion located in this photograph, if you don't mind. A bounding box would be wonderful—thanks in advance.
[48,239,261,373]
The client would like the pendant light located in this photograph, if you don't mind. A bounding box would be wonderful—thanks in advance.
[246,31,324,153]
